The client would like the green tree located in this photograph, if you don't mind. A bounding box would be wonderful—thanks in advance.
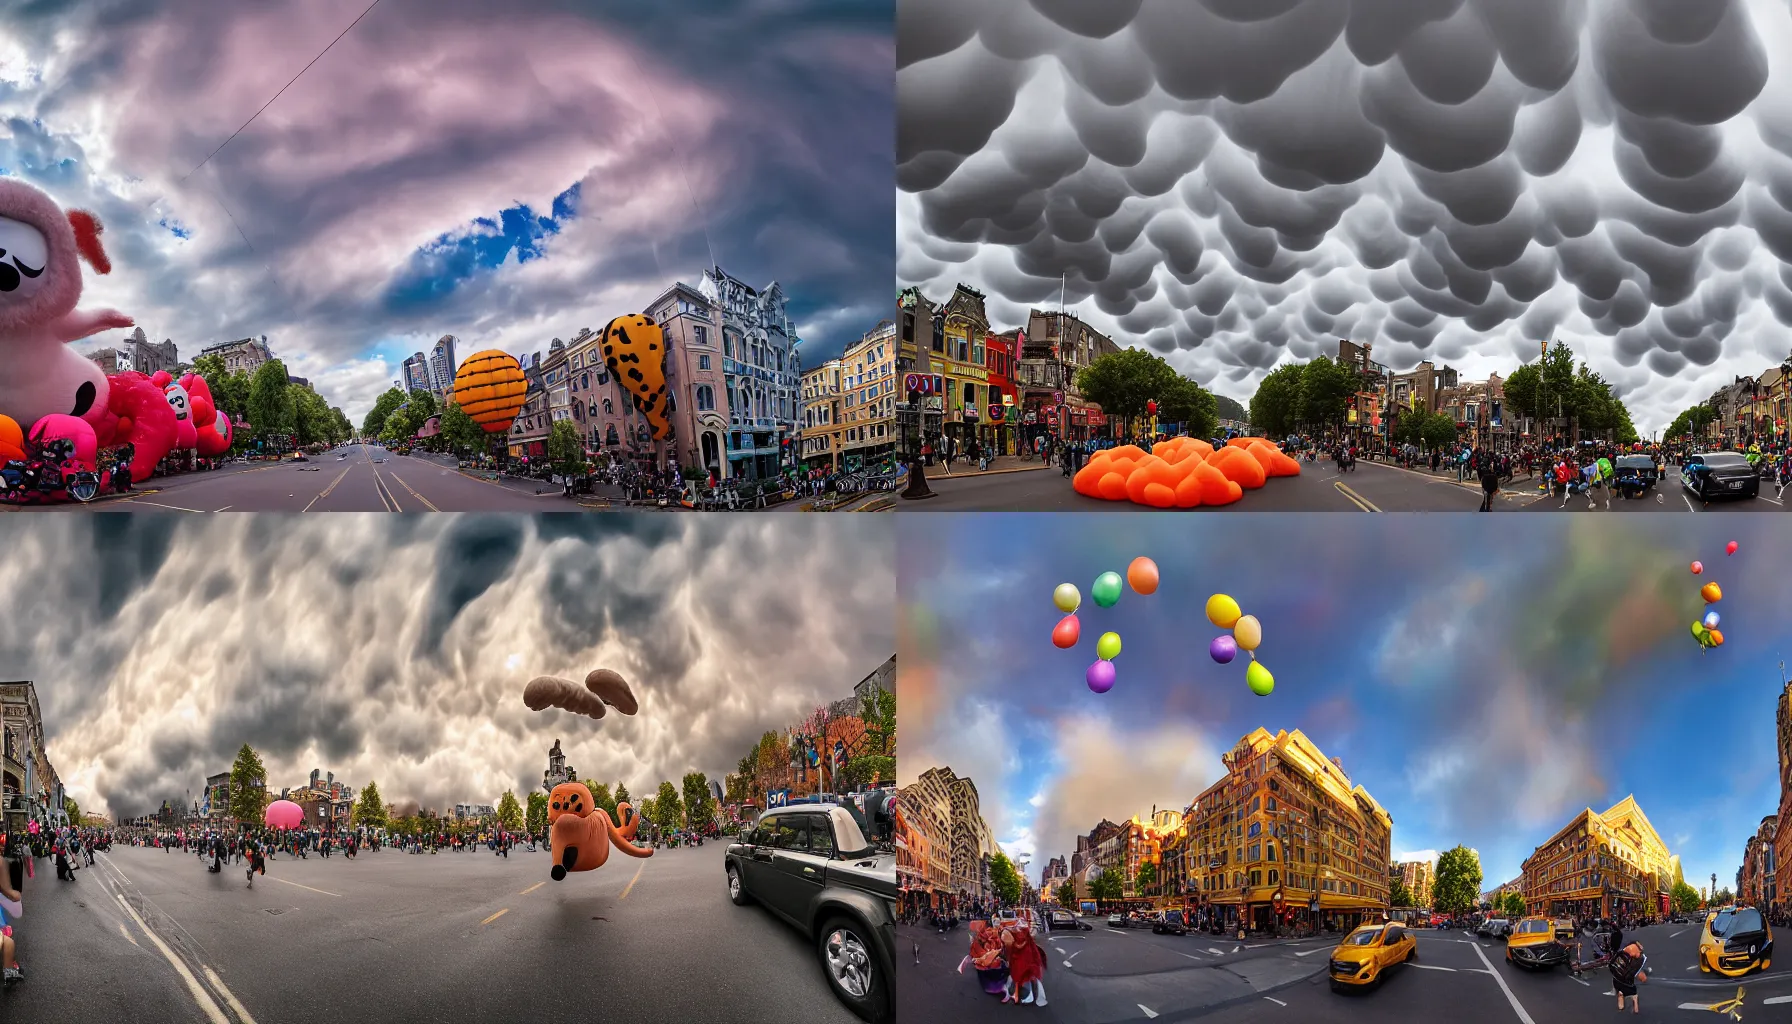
[439,401,486,455]
[615,782,631,809]
[525,792,549,835]
[362,388,408,438]
[1156,374,1218,439]
[1297,356,1354,428]
[639,797,657,825]
[682,772,715,830]
[353,781,388,828]
[247,360,296,443]
[1715,886,1735,906]
[1672,880,1702,914]
[380,403,416,444]
[989,851,1025,906]
[841,755,894,790]
[495,790,523,831]
[584,781,617,818]
[291,385,334,446]
[1088,866,1125,906]
[228,743,270,824]
[1500,892,1527,918]
[860,687,895,757]
[1075,348,1211,437]
[64,795,79,823]
[1135,860,1158,895]
[1432,846,1484,916]
[548,419,586,477]
[1248,364,1305,437]
[652,780,683,832]
[407,389,438,421]
[1421,411,1459,450]
[1665,405,1716,441]
[1390,879,1414,907]
[1055,880,1077,908]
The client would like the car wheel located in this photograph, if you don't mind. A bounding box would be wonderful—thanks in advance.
[818,915,891,1024]
[1329,980,1344,994]
[1407,945,1417,962]
[726,865,752,906]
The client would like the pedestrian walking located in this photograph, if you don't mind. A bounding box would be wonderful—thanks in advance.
[1609,940,1647,1014]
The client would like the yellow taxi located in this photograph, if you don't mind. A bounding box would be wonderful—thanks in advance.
[1699,906,1773,977]
[1328,920,1417,992]
[1505,916,1572,970]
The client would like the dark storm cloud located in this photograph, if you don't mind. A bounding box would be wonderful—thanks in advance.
[898,0,1792,431]
[0,515,892,821]
[0,0,891,419]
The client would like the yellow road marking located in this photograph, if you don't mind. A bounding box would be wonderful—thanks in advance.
[203,964,262,1024]
[1333,481,1381,512]
[520,881,544,895]
[266,876,340,897]
[302,467,352,512]
[619,861,647,900]
[385,468,441,511]
[481,908,509,926]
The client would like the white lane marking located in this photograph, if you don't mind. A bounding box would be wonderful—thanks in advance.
[203,965,261,1024]
[1764,996,1792,1005]
[1139,1006,1159,1019]
[1683,493,1698,513]
[1760,494,1784,506]
[1176,951,1204,960]
[112,894,230,1024]
[211,505,233,512]
[266,876,340,897]
[1264,997,1287,1006]
[1471,942,1537,1024]
[1065,949,1082,964]
[1413,964,1457,971]
[1208,947,1226,955]
[1686,966,1699,971]
[1234,944,1242,952]
[1570,975,1588,986]
[1295,948,1327,957]
[1670,929,1686,938]
[119,922,138,946]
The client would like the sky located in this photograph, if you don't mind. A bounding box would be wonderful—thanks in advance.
[899,514,1792,898]
[0,0,893,422]
[897,0,1792,435]
[0,514,893,821]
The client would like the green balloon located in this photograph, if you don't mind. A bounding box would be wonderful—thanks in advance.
[1096,631,1122,661]
[1092,572,1123,608]
[1246,660,1275,696]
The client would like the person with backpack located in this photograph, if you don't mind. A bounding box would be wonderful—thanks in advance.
[1609,940,1647,1014]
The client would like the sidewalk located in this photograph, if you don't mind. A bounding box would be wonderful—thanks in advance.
[924,455,1052,478]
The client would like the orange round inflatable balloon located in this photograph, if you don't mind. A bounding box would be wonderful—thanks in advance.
[601,314,671,440]
[452,350,527,433]
[1127,557,1159,594]
[0,414,24,463]
[1701,582,1723,604]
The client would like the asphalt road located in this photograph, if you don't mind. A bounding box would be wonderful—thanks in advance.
[35,444,566,512]
[1515,474,1791,515]
[898,460,1495,512]
[901,918,1792,1023]
[5,841,858,1024]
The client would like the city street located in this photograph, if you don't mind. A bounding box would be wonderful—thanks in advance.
[6,840,857,1024]
[902,918,1792,1023]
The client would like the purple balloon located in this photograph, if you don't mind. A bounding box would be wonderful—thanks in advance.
[1210,635,1238,664]
[1086,659,1116,693]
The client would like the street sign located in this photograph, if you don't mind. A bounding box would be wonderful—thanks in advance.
[766,789,790,808]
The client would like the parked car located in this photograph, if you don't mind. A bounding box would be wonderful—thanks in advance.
[1329,922,1417,992]
[1682,451,1759,500]
[1152,910,1188,935]
[1476,918,1511,939]
[1505,916,1571,970]
[1106,913,1127,928]
[1699,906,1773,978]
[1047,911,1092,932]
[725,804,895,1023]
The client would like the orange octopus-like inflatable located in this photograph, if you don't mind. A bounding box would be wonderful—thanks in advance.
[1072,436,1301,508]
[547,781,653,880]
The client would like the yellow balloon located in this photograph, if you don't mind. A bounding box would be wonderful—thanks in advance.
[1233,614,1262,651]
[1206,594,1241,629]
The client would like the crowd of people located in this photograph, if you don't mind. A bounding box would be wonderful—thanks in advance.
[956,916,1047,1008]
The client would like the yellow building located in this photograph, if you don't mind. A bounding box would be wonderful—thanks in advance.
[1521,796,1679,920]
[840,319,898,469]
[1395,859,1436,908]
[1190,728,1392,933]
[799,360,845,471]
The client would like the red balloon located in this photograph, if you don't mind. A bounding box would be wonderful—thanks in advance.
[1052,614,1081,649]
[1691,561,1703,575]
[1727,541,1738,555]
[98,371,179,482]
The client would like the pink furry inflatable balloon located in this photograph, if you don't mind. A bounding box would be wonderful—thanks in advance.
[0,178,134,433]
[27,413,97,472]
[182,372,233,456]
[98,371,177,482]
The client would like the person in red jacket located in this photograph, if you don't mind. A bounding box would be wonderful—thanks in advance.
[1002,922,1048,1006]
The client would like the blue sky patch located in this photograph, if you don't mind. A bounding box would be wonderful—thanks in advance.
[158,217,191,239]
[383,181,581,315]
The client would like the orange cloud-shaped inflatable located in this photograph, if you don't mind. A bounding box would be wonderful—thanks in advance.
[1072,436,1300,508]
[547,782,653,880]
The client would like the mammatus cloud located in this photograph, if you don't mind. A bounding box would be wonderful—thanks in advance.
[0,0,893,421]
[897,0,1792,433]
[0,515,893,820]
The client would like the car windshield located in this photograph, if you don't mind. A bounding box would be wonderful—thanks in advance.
[1704,453,1747,468]
[1617,456,1653,469]
[1516,920,1550,934]
[1343,927,1384,946]
[1730,908,1764,934]
[1711,910,1734,937]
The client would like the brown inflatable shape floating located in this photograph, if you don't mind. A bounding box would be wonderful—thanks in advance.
[1072,436,1301,508]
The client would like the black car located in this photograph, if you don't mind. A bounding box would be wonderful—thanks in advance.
[1613,454,1659,497]
[1152,910,1189,935]
[725,804,895,1024]
[1682,451,1759,500]
[1046,910,1093,931]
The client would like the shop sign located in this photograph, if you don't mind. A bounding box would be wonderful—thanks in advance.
[904,373,945,395]
[988,404,1004,421]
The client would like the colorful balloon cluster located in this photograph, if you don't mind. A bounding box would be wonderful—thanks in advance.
[1207,594,1274,696]
[1052,557,1158,693]
[1689,541,1737,651]
[1073,437,1301,508]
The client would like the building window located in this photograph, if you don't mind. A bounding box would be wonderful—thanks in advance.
[699,354,711,370]
[694,326,708,346]
[697,385,715,411]
[1249,844,1261,862]
[602,398,613,414]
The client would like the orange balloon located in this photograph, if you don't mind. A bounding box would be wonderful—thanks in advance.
[0,414,24,463]
[1209,445,1269,489]
[600,313,672,440]
[1127,557,1160,594]
[1709,628,1725,647]
[1701,582,1723,604]
[452,350,528,433]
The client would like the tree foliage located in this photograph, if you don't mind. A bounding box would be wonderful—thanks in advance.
[247,360,296,441]
[585,781,618,819]
[496,790,524,831]
[860,687,895,758]
[1055,880,1077,908]
[1390,879,1414,907]
[228,743,270,824]
[652,780,683,832]
[1665,405,1716,441]
[682,772,715,829]
[1088,866,1125,905]
[362,388,409,439]
[1672,880,1702,914]
[1075,348,1217,437]
[353,781,387,828]
[525,792,549,835]
[989,851,1025,906]
[548,419,586,477]
[1135,860,1158,895]
[1432,845,1484,916]
[440,400,486,454]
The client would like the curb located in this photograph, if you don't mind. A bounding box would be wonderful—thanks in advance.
[928,463,1050,479]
